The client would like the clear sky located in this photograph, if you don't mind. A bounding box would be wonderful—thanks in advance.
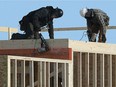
[0,0,116,44]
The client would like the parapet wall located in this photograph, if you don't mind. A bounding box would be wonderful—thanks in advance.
[69,40,116,54]
[0,39,72,60]
[1,39,116,58]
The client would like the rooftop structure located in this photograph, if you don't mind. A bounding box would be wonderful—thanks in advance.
[0,39,116,87]
[0,27,116,87]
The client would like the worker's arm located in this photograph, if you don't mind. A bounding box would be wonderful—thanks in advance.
[48,21,54,39]
[86,19,93,41]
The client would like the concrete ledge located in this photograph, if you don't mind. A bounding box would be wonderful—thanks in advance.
[69,40,116,54]
[0,39,116,59]
[0,39,72,60]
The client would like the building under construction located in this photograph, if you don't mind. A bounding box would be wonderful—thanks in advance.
[0,27,116,87]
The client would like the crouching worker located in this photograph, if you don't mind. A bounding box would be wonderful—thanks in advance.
[11,6,63,52]
[80,7,109,43]
[11,6,63,40]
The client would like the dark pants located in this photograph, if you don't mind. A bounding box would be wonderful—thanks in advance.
[21,22,40,39]
[87,25,106,43]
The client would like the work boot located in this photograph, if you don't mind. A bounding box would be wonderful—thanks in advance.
[38,47,46,52]
[90,33,97,42]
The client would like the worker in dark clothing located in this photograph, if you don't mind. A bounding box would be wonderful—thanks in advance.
[18,6,63,39]
[80,8,109,43]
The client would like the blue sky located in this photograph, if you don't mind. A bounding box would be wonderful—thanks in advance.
[0,0,116,44]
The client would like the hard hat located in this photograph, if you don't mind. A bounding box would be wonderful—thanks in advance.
[54,7,63,18]
[80,8,88,17]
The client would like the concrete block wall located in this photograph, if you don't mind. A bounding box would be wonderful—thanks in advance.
[0,55,8,87]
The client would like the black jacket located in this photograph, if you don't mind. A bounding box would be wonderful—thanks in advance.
[20,6,55,31]
[85,9,109,33]
[19,6,55,39]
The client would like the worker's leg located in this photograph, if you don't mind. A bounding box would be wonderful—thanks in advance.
[91,33,97,42]
[25,23,34,39]
[98,32,103,42]
[102,26,107,42]
[87,30,92,41]
[98,26,107,43]
[87,30,97,42]
[48,27,54,39]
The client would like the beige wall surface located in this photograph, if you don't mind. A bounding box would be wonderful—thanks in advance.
[0,39,69,49]
[69,40,116,54]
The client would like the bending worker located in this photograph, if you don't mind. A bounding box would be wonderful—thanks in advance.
[12,6,63,39]
[80,7,109,43]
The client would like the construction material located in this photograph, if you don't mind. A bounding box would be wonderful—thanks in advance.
[0,27,18,40]
[41,26,116,32]
[0,26,116,40]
